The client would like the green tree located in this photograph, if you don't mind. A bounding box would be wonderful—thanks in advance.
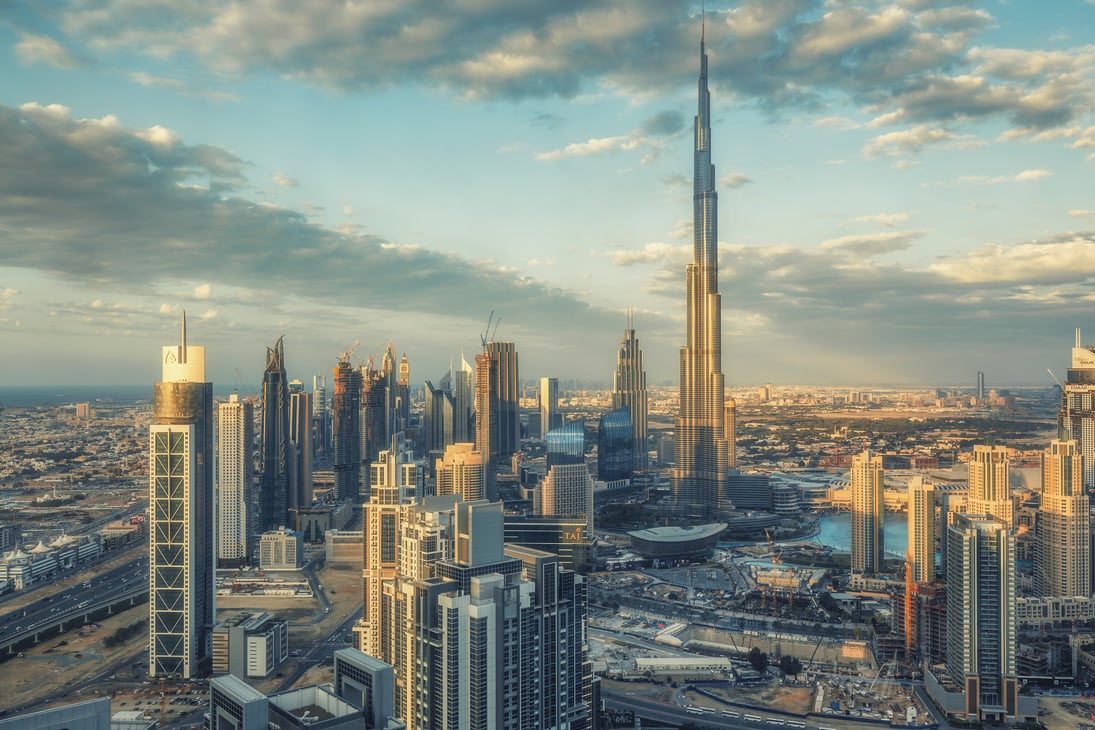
[747,646,768,673]
[779,654,803,678]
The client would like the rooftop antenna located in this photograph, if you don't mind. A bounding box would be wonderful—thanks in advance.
[701,0,705,45]
[1078,327,1083,349]
[179,311,188,364]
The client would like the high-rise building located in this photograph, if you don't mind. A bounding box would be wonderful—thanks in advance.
[396,352,410,437]
[968,444,1013,526]
[977,370,986,404]
[357,435,426,658]
[259,337,290,532]
[540,376,560,437]
[150,313,214,678]
[1036,439,1090,597]
[312,374,329,454]
[1060,328,1095,492]
[536,462,594,535]
[361,363,388,490]
[546,420,585,469]
[612,309,648,469]
[378,500,591,730]
[423,376,454,468]
[850,450,884,575]
[332,359,362,503]
[944,513,1017,723]
[671,35,731,512]
[452,355,475,444]
[217,393,253,567]
[435,442,486,501]
[907,476,936,584]
[475,340,520,463]
[597,407,634,482]
[287,380,312,514]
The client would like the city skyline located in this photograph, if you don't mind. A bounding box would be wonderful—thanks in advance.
[2,2,1095,386]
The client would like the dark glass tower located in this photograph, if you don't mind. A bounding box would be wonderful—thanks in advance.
[259,336,290,532]
[598,407,634,482]
[332,358,362,503]
[671,32,731,511]
[612,309,648,469]
[546,420,585,469]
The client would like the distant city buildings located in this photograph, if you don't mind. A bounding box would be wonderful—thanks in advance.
[539,375,560,438]
[287,379,313,516]
[850,450,884,575]
[475,340,520,463]
[150,313,214,678]
[217,393,253,567]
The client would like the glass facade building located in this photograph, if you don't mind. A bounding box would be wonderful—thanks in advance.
[546,420,585,469]
[597,407,634,482]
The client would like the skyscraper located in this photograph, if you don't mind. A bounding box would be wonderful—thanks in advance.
[536,462,595,536]
[312,374,329,455]
[944,513,1017,723]
[1036,439,1090,597]
[259,336,290,532]
[968,444,1013,526]
[1059,328,1095,492]
[435,442,485,501]
[540,376,560,437]
[546,420,585,469]
[287,380,312,515]
[332,358,362,503]
[396,352,410,436]
[850,450,884,575]
[360,363,388,488]
[612,309,648,469]
[907,476,936,584]
[217,393,253,567]
[452,355,474,443]
[671,32,731,511]
[977,370,986,404]
[150,313,213,678]
[475,340,519,463]
[597,407,634,482]
[423,376,454,468]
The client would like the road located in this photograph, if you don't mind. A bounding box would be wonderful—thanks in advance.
[0,555,148,653]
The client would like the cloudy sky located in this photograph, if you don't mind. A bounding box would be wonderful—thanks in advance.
[1,0,1094,389]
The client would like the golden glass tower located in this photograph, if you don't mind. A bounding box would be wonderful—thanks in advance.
[671,31,731,511]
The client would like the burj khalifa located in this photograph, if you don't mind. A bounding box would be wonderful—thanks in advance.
[671,30,732,512]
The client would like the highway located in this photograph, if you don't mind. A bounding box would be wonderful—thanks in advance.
[0,555,148,655]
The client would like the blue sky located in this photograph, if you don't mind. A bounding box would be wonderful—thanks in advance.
[1,0,1094,388]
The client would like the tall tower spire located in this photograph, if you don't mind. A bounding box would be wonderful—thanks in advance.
[671,26,730,511]
[179,310,188,364]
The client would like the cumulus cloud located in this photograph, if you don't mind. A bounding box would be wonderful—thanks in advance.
[0,102,618,343]
[193,283,212,299]
[38,0,1093,143]
[820,229,928,256]
[954,169,1053,184]
[719,172,753,188]
[863,125,983,157]
[929,235,1095,284]
[1070,210,1095,218]
[130,72,239,102]
[847,213,910,227]
[15,33,83,70]
[272,171,298,187]
[604,242,687,267]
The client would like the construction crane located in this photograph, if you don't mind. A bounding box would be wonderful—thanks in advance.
[481,311,495,347]
[1047,368,1063,387]
[338,339,361,364]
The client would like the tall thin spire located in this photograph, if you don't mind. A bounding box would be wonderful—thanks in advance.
[672,21,729,512]
[179,310,188,364]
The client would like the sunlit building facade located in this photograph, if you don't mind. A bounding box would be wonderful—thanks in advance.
[150,314,214,678]
[217,393,252,567]
[671,35,731,511]
[612,310,648,469]
[850,450,884,575]
[968,444,1012,527]
[1036,439,1090,597]
[1060,328,1095,492]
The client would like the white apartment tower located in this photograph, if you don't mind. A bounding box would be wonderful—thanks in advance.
[907,476,936,584]
[1036,439,1090,597]
[435,442,485,501]
[150,313,214,678]
[217,393,253,567]
[850,450,885,575]
[1060,328,1095,491]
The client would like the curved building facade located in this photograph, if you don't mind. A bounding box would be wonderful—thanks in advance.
[628,523,727,561]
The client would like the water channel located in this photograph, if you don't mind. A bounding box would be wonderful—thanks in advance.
[813,512,909,558]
